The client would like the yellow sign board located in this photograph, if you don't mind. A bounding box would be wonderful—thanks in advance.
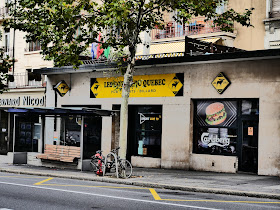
[211,72,231,94]
[54,80,70,97]
[90,73,184,98]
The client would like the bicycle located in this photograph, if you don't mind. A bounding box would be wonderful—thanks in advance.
[90,150,105,176]
[104,147,133,178]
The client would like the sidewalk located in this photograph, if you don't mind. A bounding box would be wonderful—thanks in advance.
[0,163,280,200]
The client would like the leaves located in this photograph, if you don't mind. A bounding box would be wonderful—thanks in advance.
[0,32,13,94]
[5,0,254,69]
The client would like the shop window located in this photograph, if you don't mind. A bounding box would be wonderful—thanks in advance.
[60,116,81,147]
[0,110,8,155]
[193,100,238,156]
[15,116,40,152]
[128,106,162,158]
[242,100,259,115]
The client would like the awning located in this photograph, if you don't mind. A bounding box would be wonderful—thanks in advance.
[0,107,117,117]
[149,41,185,54]
[200,37,221,43]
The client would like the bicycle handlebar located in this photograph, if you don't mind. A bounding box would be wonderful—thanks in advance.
[111,147,120,153]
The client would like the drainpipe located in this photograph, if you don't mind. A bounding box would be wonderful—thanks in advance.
[12,0,16,75]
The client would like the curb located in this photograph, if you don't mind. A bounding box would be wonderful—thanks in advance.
[1,168,280,200]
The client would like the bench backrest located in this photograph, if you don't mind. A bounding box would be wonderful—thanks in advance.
[44,144,81,158]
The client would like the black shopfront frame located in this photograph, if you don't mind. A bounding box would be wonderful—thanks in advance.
[193,98,259,173]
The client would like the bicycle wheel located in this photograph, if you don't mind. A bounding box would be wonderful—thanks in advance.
[118,160,133,178]
[90,158,99,172]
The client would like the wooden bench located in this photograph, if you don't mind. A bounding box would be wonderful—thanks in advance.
[37,144,81,163]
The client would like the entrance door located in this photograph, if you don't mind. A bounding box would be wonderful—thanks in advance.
[240,120,258,173]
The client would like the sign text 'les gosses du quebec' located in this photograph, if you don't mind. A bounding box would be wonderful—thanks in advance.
[90,73,184,98]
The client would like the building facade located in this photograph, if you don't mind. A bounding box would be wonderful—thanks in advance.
[35,49,280,176]
[0,1,52,164]
[264,0,280,49]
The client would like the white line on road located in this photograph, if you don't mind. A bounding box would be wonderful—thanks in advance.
[0,181,221,210]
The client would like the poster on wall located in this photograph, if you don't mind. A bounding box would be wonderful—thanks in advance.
[90,73,184,98]
[195,101,237,127]
[194,100,238,155]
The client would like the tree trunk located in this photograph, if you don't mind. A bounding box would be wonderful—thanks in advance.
[119,56,135,160]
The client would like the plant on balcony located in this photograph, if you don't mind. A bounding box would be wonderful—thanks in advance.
[5,0,254,160]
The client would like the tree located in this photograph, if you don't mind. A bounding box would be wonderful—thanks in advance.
[6,0,253,161]
[0,32,13,94]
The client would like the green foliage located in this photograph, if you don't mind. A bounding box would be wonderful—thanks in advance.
[0,32,13,94]
[5,0,254,69]
[5,0,99,68]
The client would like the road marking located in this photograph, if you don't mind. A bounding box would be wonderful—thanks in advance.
[4,175,280,205]
[162,198,280,204]
[0,176,48,178]
[150,188,161,200]
[34,178,53,185]
[148,187,280,204]
[0,181,221,210]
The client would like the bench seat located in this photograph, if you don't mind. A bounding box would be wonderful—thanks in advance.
[37,144,80,163]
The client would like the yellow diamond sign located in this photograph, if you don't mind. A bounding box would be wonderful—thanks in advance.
[211,72,231,94]
[168,76,183,96]
[54,80,70,97]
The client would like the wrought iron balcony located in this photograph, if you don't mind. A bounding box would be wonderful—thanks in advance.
[8,72,43,89]
[151,17,226,40]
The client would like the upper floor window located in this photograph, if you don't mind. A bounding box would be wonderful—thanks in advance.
[25,40,41,52]
[270,0,280,17]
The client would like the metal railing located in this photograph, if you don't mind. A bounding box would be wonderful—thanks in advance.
[151,17,226,40]
[8,72,43,88]
[135,52,184,60]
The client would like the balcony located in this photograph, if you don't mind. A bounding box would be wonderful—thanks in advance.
[0,7,9,20]
[151,17,224,41]
[8,72,43,89]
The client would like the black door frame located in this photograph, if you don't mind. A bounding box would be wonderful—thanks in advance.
[193,98,259,173]
[237,103,259,173]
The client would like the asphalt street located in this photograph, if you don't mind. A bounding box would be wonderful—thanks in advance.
[0,172,279,210]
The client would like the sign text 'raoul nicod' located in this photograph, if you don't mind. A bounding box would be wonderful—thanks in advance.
[90,73,184,98]
[0,96,45,107]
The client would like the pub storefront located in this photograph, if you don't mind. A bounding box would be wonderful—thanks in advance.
[193,99,259,173]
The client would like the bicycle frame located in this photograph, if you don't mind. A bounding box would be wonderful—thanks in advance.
[103,152,119,178]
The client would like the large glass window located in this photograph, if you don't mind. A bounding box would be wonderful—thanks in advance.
[128,106,162,158]
[193,100,238,156]
[15,116,40,152]
[60,116,81,147]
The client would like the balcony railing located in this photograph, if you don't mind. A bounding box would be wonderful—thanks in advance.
[8,72,43,88]
[0,7,9,19]
[151,17,225,40]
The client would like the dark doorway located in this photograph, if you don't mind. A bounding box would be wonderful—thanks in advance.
[240,120,258,173]
[0,111,8,155]
[83,116,102,159]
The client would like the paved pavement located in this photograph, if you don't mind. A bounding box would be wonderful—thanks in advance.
[0,163,280,200]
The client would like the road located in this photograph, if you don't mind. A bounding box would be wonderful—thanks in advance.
[0,172,279,210]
